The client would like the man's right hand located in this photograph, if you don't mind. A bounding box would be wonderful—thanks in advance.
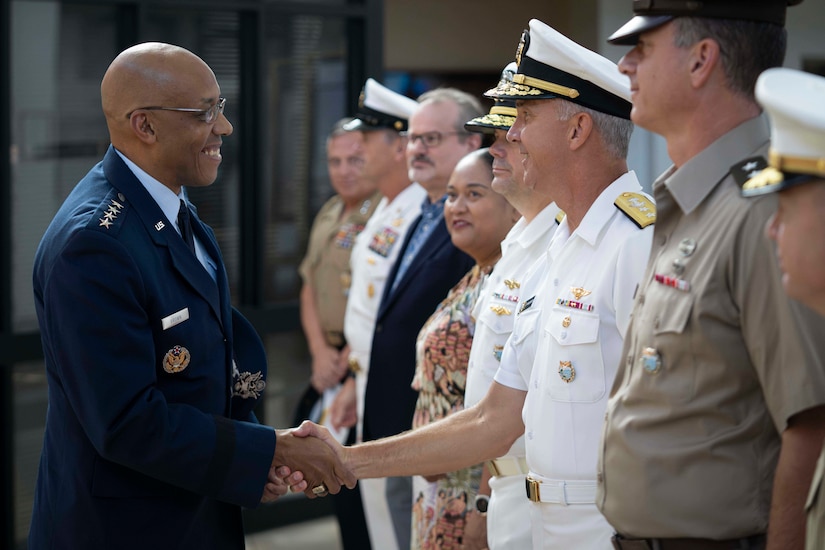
[292,420,352,469]
[273,426,356,498]
[329,376,357,430]
[310,345,346,392]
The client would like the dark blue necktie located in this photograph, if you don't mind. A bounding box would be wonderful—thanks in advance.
[178,199,196,255]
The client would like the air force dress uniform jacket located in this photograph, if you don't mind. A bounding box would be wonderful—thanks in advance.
[30,146,276,549]
[494,172,654,549]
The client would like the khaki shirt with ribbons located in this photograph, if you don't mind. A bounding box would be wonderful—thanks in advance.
[599,116,825,539]
[299,191,381,340]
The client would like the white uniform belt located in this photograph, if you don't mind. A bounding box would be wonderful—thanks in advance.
[525,475,597,505]
[487,456,529,477]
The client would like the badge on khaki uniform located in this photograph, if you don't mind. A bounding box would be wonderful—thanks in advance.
[640,347,662,374]
[334,222,364,250]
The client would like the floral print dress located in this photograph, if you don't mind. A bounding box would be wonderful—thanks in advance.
[410,264,492,550]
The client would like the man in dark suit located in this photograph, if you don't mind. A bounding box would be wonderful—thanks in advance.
[361,88,481,550]
[29,42,352,549]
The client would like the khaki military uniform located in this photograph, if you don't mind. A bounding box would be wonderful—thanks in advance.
[299,191,381,344]
[599,116,825,540]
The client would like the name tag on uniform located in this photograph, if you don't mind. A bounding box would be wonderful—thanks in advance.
[161,308,190,330]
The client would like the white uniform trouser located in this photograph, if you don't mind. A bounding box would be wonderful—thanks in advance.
[360,477,400,550]
[528,498,613,549]
[488,474,533,549]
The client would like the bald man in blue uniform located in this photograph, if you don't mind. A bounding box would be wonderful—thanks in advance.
[29,42,352,549]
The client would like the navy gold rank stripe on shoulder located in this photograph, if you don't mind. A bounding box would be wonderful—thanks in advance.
[614,192,655,229]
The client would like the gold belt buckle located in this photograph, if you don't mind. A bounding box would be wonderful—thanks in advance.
[487,460,501,478]
[525,476,541,502]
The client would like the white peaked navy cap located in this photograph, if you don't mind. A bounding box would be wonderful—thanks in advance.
[465,62,518,134]
[485,19,632,120]
[344,78,419,132]
[742,68,825,197]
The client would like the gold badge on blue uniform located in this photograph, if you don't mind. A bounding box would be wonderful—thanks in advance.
[163,345,190,373]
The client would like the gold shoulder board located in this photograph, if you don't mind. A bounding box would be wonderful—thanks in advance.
[614,192,656,229]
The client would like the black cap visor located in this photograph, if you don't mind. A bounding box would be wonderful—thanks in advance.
[608,15,674,45]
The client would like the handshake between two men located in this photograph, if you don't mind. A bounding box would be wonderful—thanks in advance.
[261,402,508,504]
[261,424,358,503]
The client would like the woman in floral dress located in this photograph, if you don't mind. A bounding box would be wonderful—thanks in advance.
[410,149,519,550]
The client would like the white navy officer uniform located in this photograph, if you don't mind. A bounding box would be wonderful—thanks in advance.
[463,69,561,550]
[486,19,656,549]
[346,183,425,443]
[341,78,422,550]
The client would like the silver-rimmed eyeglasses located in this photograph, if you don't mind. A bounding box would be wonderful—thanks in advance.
[402,130,468,148]
[127,97,226,124]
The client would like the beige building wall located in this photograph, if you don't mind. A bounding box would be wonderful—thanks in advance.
[386,0,825,73]
[384,0,825,189]
[385,0,592,71]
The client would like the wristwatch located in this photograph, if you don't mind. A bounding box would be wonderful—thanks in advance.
[474,494,490,515]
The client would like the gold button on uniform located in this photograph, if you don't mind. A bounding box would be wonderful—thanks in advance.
[562,316,571,328]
